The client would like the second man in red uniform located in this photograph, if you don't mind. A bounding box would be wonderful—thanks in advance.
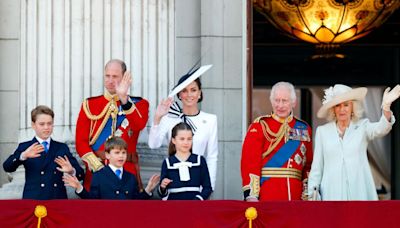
[241,81,313,201]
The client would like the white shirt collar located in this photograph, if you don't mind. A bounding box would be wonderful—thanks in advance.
[108,164,123,175]
[35,136,51,146]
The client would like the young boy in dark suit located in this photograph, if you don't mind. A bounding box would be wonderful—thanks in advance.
[3,105,84,200]
[63,137,160,199]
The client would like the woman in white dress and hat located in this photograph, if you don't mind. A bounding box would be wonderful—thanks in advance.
[148,65,218,191]
[308,84,400,200]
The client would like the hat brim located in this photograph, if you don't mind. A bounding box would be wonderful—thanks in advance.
[168,64,212,98]
[317,87,367,119]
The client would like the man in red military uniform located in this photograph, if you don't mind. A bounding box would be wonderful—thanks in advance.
[76,59,149,191]
[241,81,313,201]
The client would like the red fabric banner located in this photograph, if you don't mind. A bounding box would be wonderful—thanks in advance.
[0,200,399,227]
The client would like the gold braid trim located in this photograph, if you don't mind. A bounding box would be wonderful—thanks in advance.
[253,114,271,123]
[302,178,309,200]
[248,174,260,198]
[261,168,302,180]
[83,97,119,145]
[242,175,260,199]
[83,99,111,121]
[82,152,104,172]
[88,106,115,146]
[260,119,289,159]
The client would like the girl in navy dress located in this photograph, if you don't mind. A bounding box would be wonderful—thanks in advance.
[158,122,212,200]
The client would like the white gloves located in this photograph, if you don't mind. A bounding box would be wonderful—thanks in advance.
[382,85,400,111]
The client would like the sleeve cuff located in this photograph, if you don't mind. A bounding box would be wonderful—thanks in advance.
[158,186,168,196]
[121,100,133,110]
[76,185,84,194]
[145,190,153,197]
[245,196,258,201]
[19,153,27,161]
[195,195,204,200]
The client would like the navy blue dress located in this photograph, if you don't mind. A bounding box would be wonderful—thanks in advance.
[158,154,212,200]
[3,138,84,200]
[77,165,151,200]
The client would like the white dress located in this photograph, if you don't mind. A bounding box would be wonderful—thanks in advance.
[308,114,395,200]
[148,111,218,190]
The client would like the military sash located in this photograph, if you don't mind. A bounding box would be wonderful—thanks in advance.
[91,113,126,151]
[88,97,142,152]
[260,120,307,185]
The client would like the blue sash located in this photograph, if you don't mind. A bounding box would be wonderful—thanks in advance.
[91,111,126,152]
[260,120,306,185]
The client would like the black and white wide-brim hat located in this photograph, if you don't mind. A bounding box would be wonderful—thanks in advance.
[317,84,367,119]
[168,65,212,98]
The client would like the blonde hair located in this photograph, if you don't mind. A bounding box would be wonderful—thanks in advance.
[325,100,364,122]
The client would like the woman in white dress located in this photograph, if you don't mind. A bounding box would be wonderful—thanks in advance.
[148,67,218,190]
[308,84,400,200]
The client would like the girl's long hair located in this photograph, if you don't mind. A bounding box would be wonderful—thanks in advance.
[168,122,193,156]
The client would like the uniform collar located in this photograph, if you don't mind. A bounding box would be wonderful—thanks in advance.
[104,90,120,102]
[271,113,293,123]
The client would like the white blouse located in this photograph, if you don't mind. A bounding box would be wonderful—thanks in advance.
[148,111,218,190]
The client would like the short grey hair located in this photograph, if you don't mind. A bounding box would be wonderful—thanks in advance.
[325,100,364,122]
[270,81,297,106]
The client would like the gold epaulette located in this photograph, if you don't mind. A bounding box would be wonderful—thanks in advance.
[83,98,111,121]
[253,114,271,123]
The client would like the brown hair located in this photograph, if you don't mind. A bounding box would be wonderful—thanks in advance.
[168,122,193,156]
[31,105,54,123]
[105,137,128,153]
[177,78,203,103]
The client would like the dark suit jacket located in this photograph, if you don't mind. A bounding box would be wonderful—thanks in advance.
[3,138,84,200]
[77,166,151,200]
